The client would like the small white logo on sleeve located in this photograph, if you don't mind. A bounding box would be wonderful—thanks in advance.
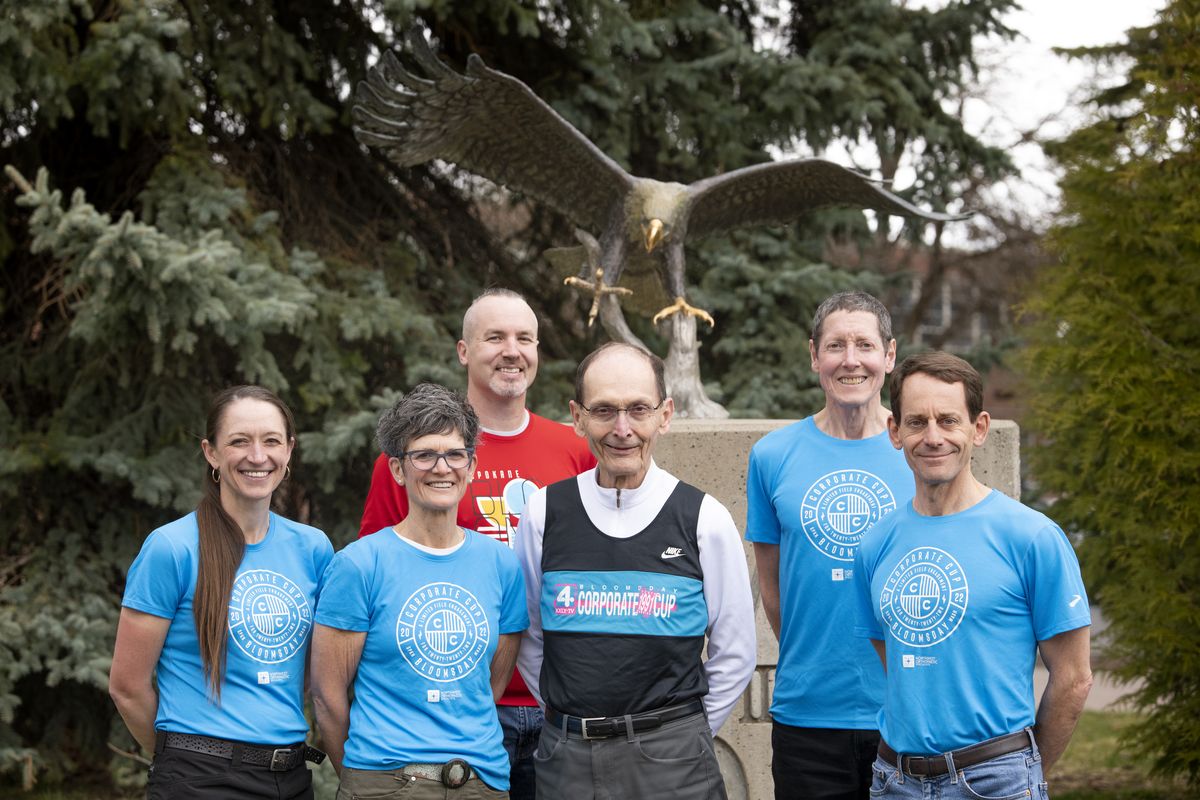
[257,671,270,685]
[902,654,915,669]
[1069,594,1082,608]
[427,690,441,703]
[831,568,844,581]
[661,547,685,560]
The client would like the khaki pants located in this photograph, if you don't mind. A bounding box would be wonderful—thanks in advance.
[337,766,508,800]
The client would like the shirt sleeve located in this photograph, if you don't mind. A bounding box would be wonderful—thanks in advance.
[697,495,756,735]
[744,443,781,544]
[498,548,530,635]
[1023,523,1092,641]
[514,488,548,708]
[122,529,186,620]
[853,541,884,640]
[314,548,373,632]
[358,452,408,538]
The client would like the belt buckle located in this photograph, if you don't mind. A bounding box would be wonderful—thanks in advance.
[441,758,471,788]
[269,748,294,771]
[579,717,607,739]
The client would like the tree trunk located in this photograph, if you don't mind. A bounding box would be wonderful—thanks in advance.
[663,314,729,419]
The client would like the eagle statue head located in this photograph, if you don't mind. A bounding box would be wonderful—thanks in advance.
[627,179,690,254]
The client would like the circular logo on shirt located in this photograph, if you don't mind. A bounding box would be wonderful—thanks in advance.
[801,470,897,561]
[879,547,969,648]
[396,582,491,683]
[228,569,312,664]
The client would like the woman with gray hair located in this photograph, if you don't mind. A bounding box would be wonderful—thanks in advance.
[312,383,527,798]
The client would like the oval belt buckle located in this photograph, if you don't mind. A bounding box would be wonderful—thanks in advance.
[442,758,471,789]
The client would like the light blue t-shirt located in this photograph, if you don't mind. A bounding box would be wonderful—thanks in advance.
[122,512,334,744]
[316,528,528,790]
[746,417,914,728]
[853,490,1092,754]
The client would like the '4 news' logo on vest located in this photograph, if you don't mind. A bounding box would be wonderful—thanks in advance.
[552,581,679,619]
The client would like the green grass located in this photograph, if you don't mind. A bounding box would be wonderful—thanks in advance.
[1051,711,1189,800]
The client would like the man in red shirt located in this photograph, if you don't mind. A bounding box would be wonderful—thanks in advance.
[358,288,595,798]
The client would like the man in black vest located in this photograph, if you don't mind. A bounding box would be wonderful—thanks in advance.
[515,342,756,800]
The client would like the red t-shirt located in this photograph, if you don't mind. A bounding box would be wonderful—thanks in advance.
[358,410,596,705]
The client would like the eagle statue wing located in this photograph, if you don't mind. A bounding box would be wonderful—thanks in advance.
[353,29,634,232]
[685,159,968,241]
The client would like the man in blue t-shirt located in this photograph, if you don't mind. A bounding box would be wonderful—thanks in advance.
[853,352,1092,800]
[747,291,913,800]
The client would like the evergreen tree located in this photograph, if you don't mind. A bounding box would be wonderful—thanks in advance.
[1,0,1018,790]
[1020,1,1200,785]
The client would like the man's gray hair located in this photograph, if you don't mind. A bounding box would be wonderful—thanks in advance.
[811,290,894,346]
[461,287,530,339]
[377,383,480,458]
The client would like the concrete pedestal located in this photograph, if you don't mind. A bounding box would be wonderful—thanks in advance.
[654,419,1021,800]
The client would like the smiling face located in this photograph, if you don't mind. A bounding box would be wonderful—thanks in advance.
[389,430,475,515]
[201,398,294,509]
[570,348,673,490]
[457,295,539,402]
[888,373,990,491]
[810,309,896,411]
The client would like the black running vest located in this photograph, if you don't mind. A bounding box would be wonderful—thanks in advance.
[539,478,709,717]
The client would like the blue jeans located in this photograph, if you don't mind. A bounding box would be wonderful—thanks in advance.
[497,704,542,800]
[870,735,1048,799]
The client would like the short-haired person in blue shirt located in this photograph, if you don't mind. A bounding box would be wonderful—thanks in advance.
[746,291,914,800]
[110,385,334,800]
[854,352,1093,799]
[312,383,528,799]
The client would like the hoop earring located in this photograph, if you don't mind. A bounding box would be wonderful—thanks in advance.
[211,468,220,483]
[284,465,291,480]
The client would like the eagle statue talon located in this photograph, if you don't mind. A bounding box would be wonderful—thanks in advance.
[653,297,715,328]
[565,269,633,327]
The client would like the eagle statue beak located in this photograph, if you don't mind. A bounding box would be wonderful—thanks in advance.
[644,219,664,253]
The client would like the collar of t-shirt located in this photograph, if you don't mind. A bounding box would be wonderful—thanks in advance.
[480,409,531,438]
[576,461,679,539]
[392,528,467,555]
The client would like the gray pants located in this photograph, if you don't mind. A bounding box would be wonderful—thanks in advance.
[534,711,727,800]
[336,766,508,800]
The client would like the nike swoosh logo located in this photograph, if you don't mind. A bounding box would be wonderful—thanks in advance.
[1069,594,1082,608]
[661,547,684,559]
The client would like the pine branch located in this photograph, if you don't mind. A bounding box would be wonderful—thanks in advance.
[4,165,33,195]
[106,741,151,767]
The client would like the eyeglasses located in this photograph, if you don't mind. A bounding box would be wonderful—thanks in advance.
[578,401,663,423]
[399,448,475,471]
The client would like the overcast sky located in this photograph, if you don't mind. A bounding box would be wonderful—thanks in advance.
[963,0,1163,223]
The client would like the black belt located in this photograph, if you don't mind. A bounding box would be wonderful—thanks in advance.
[878,730,1033,777]
[546,700,705,740]
[156,731,326,771]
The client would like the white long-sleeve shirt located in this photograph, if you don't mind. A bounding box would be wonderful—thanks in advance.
[515,461,756,735]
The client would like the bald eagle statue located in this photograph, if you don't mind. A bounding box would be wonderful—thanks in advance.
[353,28,965,417]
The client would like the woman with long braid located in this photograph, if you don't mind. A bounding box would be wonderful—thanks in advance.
[110,385,333,799]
